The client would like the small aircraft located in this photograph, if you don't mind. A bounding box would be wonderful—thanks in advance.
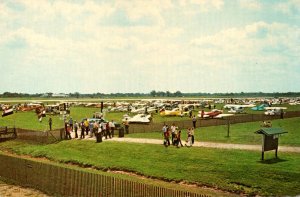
[214,113,234,119]
[223,104,255,109]
[228,106,245,114]
[264,107,287,116]
[160,108,188,116]
[19,103,42,112]
[251,104,269,111]
[122,114,152,123]
[2,108,14,117]
[198,109,223,118]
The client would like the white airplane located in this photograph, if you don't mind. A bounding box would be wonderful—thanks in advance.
[289,102,300,105]
[264,107,287,110]
[130,107,146,114]
[215,113,234,119]
[264,107,287,116]
[223,104,255,109]
[228,106,245,114]
[122,114,152,123]
[2,108,14,117]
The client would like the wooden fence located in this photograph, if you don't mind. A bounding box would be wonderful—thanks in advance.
[8,111,300,140]
[0,154,210,197]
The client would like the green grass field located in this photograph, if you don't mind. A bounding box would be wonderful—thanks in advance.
[1,102,300,130]
[1,107,300,146]
[127,117,300,146]
[0,140,299,196]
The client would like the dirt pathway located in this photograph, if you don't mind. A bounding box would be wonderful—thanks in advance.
[109,137,300,153]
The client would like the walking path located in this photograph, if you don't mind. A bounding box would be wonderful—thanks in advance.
[110,137,300,153]
[72,133,300,153]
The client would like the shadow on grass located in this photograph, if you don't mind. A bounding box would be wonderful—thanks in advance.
[0,137,17,143]
[258,158,288,164]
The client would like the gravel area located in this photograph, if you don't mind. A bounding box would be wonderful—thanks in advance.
[0,180,50,197]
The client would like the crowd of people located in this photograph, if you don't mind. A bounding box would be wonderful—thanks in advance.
[162,123,195,148]
[48,113,198,146]
[59,117,116,142]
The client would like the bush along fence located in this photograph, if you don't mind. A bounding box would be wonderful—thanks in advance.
[127,111,300,134]
[0,153,210,197]
[0,127,17,140]
[16,128,65,143]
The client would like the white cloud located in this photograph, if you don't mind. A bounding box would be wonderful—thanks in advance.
[189,21,300,75]
[179,0,224,10]
[275,0,300,15]
[239,0,261,10]
[1,0,299,93]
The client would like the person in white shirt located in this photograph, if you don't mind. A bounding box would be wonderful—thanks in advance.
[170,123,177,145]
[109,120,115,138]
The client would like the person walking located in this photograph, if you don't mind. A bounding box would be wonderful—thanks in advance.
[185,128,192,147]
[189,110,193,118]
[80,122,85,139]
[48,117,52,131]
[106,122,111,139]
[88,121,93,137]
[163,125,170,147]
[66,124,72,140]
[176,130,184,148]
[201,110,205,119]
[101,121,107,139]
[190,127,195,145]
[162,124,168,146]
[69,117,73,131]
[123,118,129,134]
[109,120,115,138]
[170,123,176,145]
[192,115,197,128]
[84,119,89,135]
[92,121,99,138]
[74,120,78,138]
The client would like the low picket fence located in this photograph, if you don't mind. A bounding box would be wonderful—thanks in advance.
[0,154,209,197]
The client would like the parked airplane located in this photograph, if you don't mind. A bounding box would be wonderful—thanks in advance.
[228,106,245,114]
[264,107,287,116]
[160,108,187,116]
[198,109,223,118]
[122,114,152,123]
[251,104,269,111]
[2,108,13,117]
[214,113,234,118]
[223,104,255,109]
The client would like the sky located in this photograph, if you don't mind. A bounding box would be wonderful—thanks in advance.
[0,0,299,94]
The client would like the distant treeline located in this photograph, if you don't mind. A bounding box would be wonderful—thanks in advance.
[1,91,300,98]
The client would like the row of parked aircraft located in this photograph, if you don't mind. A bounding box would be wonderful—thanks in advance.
[1,97,297,122]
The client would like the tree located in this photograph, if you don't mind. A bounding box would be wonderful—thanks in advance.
[166,91,171,97]
[174,91,183,97]
[150,90,156,97]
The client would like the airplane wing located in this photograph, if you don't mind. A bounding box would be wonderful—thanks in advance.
[264,107,287,110]
[215,114,234,118]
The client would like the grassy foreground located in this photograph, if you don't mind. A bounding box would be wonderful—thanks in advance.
[0,140,299,196]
